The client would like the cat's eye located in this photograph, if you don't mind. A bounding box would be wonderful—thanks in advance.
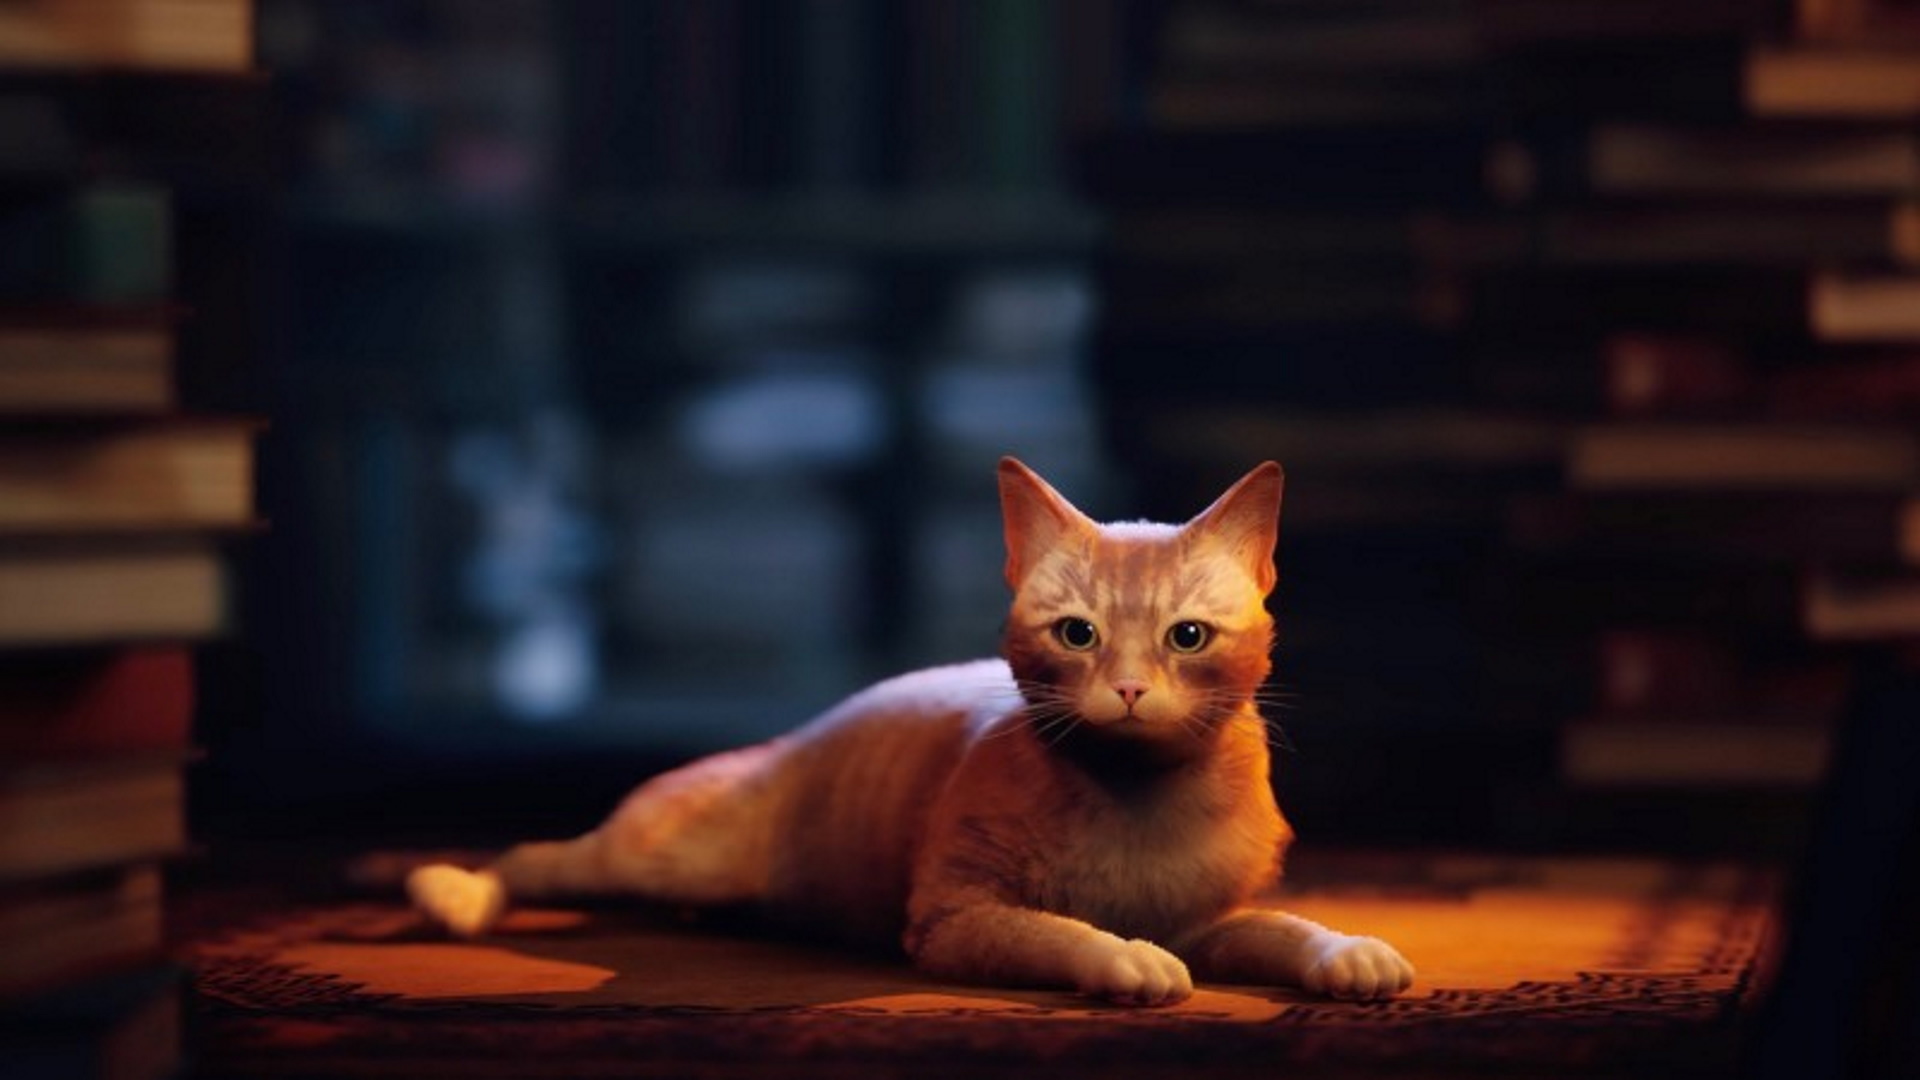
[1054,617,1100,651]
[1167,621,1212,653]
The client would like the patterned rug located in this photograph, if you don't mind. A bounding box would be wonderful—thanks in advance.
[178,853,1778,1079]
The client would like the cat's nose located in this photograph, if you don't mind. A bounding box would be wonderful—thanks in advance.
[1113,680,1149,709]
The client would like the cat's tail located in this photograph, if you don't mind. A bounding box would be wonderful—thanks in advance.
[407,832,615,938]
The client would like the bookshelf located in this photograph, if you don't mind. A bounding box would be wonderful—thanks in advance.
[245,0,1124,778]
[0,0,262,1074]
[1087,0,1920,852]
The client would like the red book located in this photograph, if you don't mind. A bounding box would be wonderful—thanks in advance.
[0,648,192,759]
[1603,333,1750,417]
[1596,629,1739,715]
[1766,353,1920,418]
[1594,629,1852,721]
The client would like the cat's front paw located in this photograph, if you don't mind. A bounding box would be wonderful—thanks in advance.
[407,864,505,938]
[1074,936,1193,1007]
[1302,934,1414,1001]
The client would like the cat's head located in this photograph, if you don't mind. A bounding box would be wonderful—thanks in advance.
[997,457,1281,753]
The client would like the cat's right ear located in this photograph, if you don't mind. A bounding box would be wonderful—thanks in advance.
[998,457,1096,589]
[1185,461,1284,595]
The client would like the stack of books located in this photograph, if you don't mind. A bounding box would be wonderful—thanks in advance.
[0,2,254,1077]
[1483,3,1920,801]
[1085,0,1920,847]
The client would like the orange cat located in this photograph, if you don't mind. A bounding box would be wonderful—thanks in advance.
[410,458,1413,1005]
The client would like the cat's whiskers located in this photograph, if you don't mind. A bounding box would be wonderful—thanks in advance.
[1039,715,1084,749]
[948,677,1077,718]
[971,696,1085,744]
[1184,685,1298,708]
[1174,687,1298,753]
[1260,717,1296,753]
[930,657,1293,752]
[1174,712,1215,741]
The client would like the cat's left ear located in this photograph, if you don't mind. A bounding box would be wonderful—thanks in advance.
[998,456,1098,590]
[1185,462,1284,595]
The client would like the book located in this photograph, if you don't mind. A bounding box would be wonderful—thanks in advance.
[0,538,224,645]
[1603,334,1749,417]
[1562,716,1833,789]
[1500,39,1755,124]
[1810,270,1920,342]
[901,0,977,189]
[1599,199,1920,265]
[0,93,81,182]
[1798,0,1920,46]
[1160,4,1478,74]
[1765,351,1920,418]
[1803,569,1920,640]
[0,863,162,999]
[1596,629,1741,714]
[1467,340,1618,412]
[979,0,1051,188]
[0,754,186,882]
[1563,629,1845,792]
[1420,200,1920,268]
[0,321,174,415]
[1474,0,1784,46]
[658,0,740,188]
[1159,1,1778,70]
[1569,423,1920,490]
[1746,47,1920,118]
[1149,70,1483,130]
[0,966,181,1080]
[1570,123,1920,198]
[1476,338,1849,419]
[0,0,253,73]
[0,187,170,306]
[1149,406,1566,476]
[0,418,258,532]
[1054,0,1128,138]
[1591,629,1854,719]
[1472,267,1810,337]
[0,648,193,758]
[1509,492,1920,566]
[1596,335,1920,419]
[794,0,877,191]
[1491,559,1807,635]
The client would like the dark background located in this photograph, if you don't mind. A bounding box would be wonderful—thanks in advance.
[177,0,1885,862]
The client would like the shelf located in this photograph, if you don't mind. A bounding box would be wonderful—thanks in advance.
[292,190,1105,257]
[570,192,1102,257]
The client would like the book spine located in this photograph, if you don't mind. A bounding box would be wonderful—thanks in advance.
[908,0,977,190]
[68,186,173,306]
[0,648,193,757]
[799,0,874,192]
[979,0,1052,190]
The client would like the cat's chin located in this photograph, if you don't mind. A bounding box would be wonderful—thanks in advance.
[1045,715,1212,778]
[1087,715,1174,738]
